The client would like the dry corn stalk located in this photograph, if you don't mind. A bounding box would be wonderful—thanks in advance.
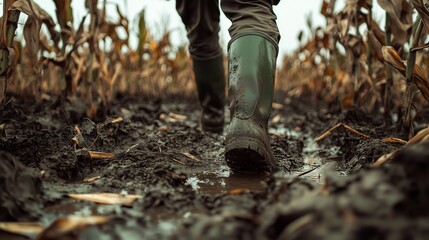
[0,0,20,107]
[37,215,110,239]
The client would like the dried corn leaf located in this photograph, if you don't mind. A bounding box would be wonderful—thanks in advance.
[182,152,201,162]
[272,102,284,110]
[166,118,177,123]
[88,151,115,159]
[159,126,169,132]
[412,73,429,102]
[83,176,101,182]
[228,188,250,195]
[10,0,55,25]
[0,1,17,46]
[373,152,396,167]
[0,222,43,237]
[374,126,429,167]
[412,0,429,34]
[111,117,124,124]
[407,126,429,145]
[72,126,88,148]
[272,114,281,124]
[382,46,404,70]
[37,215,109,239]
[367,30,384,62]
[320,0,330,17]
[369,17,387,46]
[159,113,167,120]
[68,193,142,206]
[10,0,56,74]
[169,112,187,121]
[377,0,413,45]
[53,0,73,29]
[382,137,407,145]
[382,46,429,100]
[337,0,372,41]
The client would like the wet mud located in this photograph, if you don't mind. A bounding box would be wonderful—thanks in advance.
[1,96,429,239]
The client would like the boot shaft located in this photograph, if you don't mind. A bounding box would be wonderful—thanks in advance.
[192,55,226,111]
[228,35,277,125]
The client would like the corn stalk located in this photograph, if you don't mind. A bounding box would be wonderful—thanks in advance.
[402,17,423,138]
[0,0,20,121]
[353,4,362,105]
[383,12,393,124]
[86,0,98,116]
[53,0,74,96]
[367,5,373,79]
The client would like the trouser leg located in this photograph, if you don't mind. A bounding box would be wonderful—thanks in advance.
[221,0,281,46]
[176,0,223,60]
[176,0,226,133]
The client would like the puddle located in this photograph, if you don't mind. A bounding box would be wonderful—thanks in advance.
[270,126,341,184]
[184,127,343,194]
[187,166,269,196]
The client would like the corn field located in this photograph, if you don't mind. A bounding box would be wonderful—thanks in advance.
[1,0,429,238]
[0,0,428,137]
[1,0,195,118]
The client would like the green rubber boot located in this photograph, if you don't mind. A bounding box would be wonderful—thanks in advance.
[225,35,277,172]
[192,55,226,133]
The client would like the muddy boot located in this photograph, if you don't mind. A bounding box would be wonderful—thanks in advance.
[193,55,226,133]
[225,35,277,172]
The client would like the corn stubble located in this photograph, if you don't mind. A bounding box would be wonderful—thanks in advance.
[0,0,428,140]
[0,0,194,118]
[277,0,429,139]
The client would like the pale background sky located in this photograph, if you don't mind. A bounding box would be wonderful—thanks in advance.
[2,0,385,57]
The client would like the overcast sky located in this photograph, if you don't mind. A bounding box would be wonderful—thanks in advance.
[4,0,386,57]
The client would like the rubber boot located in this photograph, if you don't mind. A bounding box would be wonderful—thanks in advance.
[192,55,226,133]
[225,35,277,172]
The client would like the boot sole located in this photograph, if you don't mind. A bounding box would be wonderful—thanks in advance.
[225,137,275,172]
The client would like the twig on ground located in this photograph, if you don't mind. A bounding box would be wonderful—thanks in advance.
[315,123,371,142]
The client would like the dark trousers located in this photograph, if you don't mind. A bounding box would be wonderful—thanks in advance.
[176,0,280,60]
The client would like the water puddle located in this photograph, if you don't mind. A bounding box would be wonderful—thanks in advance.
[186,127,341,194]
[270,126,341,183]
[186,165,269,196]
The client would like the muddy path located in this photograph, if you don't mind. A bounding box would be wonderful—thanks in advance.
[1,96,429,240]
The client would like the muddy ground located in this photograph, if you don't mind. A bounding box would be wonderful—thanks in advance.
[1,94,429,240]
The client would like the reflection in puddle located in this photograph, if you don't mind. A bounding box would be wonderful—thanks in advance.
[187,168,269,196]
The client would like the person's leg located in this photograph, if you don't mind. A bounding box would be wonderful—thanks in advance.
[176,0,226,133]
[221,0,280,172]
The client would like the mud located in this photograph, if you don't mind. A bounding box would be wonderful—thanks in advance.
[1,96,429,239]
